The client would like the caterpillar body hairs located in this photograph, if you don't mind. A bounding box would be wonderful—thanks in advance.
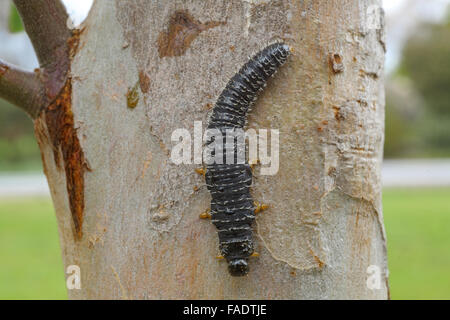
[201,42,291,276]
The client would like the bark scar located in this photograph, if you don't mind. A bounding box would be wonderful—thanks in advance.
[157,10,225,58]
[138,70,151,93]
[329,53,344,74]
[44,80,86,240]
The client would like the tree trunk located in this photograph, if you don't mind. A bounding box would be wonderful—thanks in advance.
[34,0,388,299]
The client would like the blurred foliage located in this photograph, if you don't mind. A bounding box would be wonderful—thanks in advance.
[385,12,450,158]
[384,77,423,158]
[0,99,42,171]
[8,3,23,33]
[0,4,40,171]
[384,101,413,158]
[400,19,450,116]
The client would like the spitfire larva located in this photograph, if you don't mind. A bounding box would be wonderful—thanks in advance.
[198,42,291,276]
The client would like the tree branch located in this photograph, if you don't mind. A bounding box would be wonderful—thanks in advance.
[13,0,71,68]
[12,0,72,114]
[0,59,45,118]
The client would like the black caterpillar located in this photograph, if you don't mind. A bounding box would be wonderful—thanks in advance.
[202,42,291,276]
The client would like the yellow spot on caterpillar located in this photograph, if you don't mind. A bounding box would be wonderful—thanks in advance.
[199,209,211,219]
[195,168,206,176]
[254,201,269,214]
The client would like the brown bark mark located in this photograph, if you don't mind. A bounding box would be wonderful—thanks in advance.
[157,10,225,58]
[44,80,85,240]
[329,53,344,74]
[309,249,325,269]
[138,70,150,93]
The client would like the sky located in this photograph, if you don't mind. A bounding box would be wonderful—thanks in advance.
[62,0,93,26]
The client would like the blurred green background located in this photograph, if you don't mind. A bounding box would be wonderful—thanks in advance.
[385,12,450,158]
[0,2,449,300]
[0,189,449,299]
[0,198,66,299]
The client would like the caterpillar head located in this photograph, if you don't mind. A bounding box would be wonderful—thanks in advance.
[228,258,249,277]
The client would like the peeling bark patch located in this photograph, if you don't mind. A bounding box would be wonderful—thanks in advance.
[126,81,140,108]
[44,80,85,240]
[68,27,84,58]
[138,70,150,93]
[329,53,344,74]
[157,10,224,58]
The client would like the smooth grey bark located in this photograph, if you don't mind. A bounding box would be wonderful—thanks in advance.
[35,0,388,299]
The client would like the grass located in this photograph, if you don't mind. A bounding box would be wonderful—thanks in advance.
[0,197,66,299]
[0,189,448,299]
[383,188,450,300]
